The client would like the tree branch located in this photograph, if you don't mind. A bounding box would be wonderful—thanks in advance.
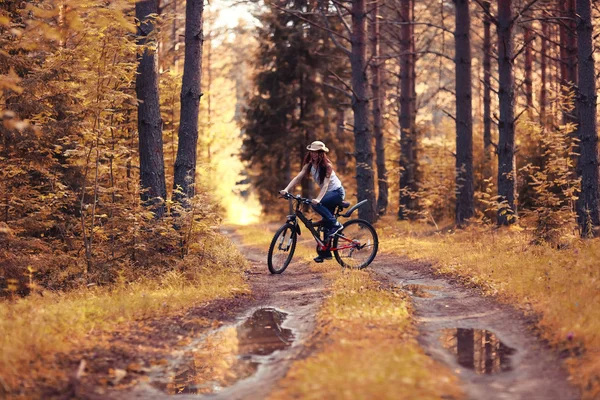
[513,33,536,61]
[268,1,351,50]
[323,82,352,99]
[381,20,454,35]
[332,1,352,36]
[473,0,498,25]
[512,0,541,25]
[442,109,457,121]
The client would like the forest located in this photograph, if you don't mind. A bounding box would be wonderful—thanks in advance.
[1,0,600,399]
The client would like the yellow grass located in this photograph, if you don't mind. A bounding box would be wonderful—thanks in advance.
[0,237,249,395]
[271,269,462,399]
[234,223,462,399]
[378,217,600,399]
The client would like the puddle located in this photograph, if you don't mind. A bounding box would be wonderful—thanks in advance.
[403,284,442,298]
[440,328,516,374]
[157,308,294,395]
[238,307,295,357]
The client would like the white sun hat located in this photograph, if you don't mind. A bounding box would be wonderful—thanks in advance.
[306,140,329,152]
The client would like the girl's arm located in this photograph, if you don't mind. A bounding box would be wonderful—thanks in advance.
[281,164,309,194]
[314,175,331,203]
[313,163,333,203]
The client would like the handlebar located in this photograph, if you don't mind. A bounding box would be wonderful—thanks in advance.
[280,192,313,205]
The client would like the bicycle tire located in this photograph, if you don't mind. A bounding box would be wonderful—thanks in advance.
[332,219,378,269]
[267,223,297,274]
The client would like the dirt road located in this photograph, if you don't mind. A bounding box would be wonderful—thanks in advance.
[372,253,579,400]
[80,228,578,400]
[106,230,326,400]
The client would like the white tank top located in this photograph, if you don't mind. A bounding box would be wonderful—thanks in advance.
[311,165,343,192]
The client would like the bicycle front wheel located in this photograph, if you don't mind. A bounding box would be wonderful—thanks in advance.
[267,223,297,274]
[332,219,378,269]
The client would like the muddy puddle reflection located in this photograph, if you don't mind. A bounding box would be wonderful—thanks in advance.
[440,328,516,374]
[158,308,294,395]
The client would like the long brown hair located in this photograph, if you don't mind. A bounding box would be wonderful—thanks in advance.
[303,151,333,185]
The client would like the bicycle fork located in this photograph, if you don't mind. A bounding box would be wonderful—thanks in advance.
[278,231,293,251]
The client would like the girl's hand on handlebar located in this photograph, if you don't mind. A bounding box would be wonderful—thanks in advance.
[279,190,288,195]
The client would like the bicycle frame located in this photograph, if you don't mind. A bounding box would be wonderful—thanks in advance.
[285,198,359,253]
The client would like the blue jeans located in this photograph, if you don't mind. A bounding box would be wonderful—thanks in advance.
[312,187,345,230]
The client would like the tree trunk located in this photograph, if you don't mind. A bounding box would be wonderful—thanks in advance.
[496,0,517,225]
[173,0,204,206]
[560,0,578,125]
[136,0,167,218]
[335,108,348,174]
[540,22,548,126]
[523,20,534,117]
[370,2,388,216]
[350,0,377,223]
[453,0,474,224]
[482,0,492,178]
[398,0,417,220]
[300,75,315,209]
[576,0,600,236]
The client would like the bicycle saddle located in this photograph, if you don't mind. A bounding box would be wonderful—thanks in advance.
[340,201,350,209]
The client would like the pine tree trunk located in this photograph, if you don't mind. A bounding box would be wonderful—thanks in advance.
[482,0,492,179]
[524,21,533,117]
[540,23,548,126]
[173,0,204,207]
[560,0,578,125]
[370,3,388,216]
[335,108,347,174]
[136,0,167,218]
[398,0,417,220]
[496,0,517,225]
[576,0,600,235]
[350,0,377,223]
[300,75,315,208]
[454,0,474,224]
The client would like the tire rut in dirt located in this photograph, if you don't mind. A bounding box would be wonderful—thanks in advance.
[371,253,579,400]
[112,229,326,400]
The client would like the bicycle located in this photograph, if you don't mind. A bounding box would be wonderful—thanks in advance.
[267,192,379,274]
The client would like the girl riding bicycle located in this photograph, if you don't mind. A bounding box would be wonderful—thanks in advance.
[279,140,345,262]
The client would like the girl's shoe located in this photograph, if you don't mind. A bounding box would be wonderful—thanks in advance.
[326,222,343,239]
[313,253,332,263]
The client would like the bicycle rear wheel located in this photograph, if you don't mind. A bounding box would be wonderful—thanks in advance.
[267,223,297,274]
[332,219,378,269]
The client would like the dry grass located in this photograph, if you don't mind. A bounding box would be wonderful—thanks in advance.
[378,217,600,399]
[270,269,462,399]
[0,235,249,395]
[234,223,462,399]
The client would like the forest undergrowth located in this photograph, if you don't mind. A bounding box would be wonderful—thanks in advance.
[379,217,600,399]
[235,225,463,400]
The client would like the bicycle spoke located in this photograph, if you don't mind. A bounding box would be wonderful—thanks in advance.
[268,224,297,274]
[333,220,378,269]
